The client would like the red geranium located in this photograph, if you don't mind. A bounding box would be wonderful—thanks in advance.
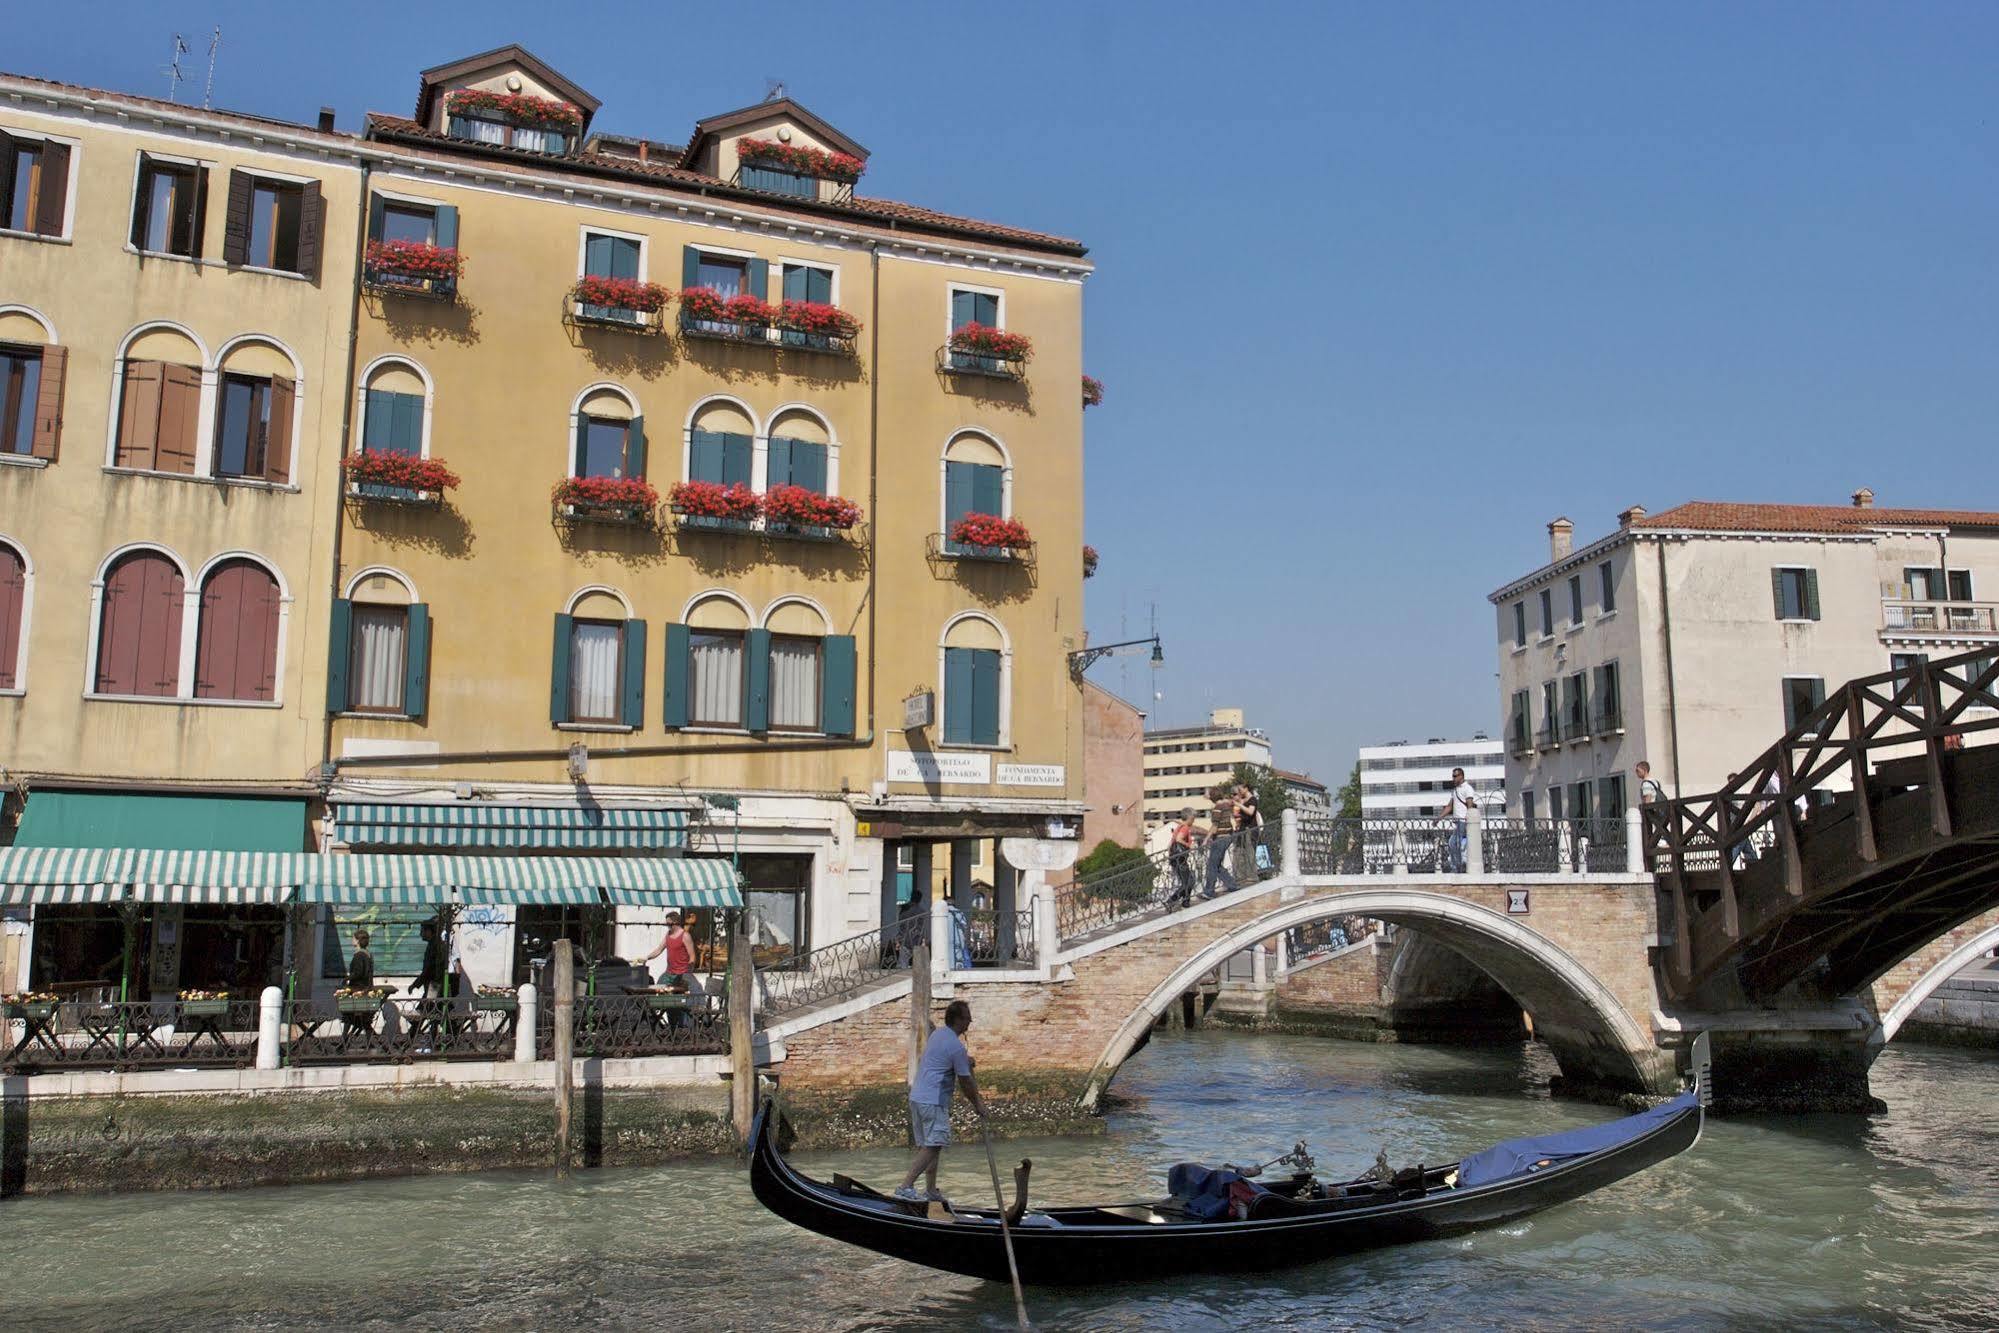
[736,137,865,183]
[763,485,862,531]
[680,287,775,327]
[950,513,1032,550]
[1083,544,1099,577]
[668,480,762,521]
[343,453,460,493]
[572,276,672,313]
[552,475,661,510]
[1082,375,1104,408]
[948,323,1033,362]
[366,240,462,281]
[774,300,862,339]
[445,88,582,131]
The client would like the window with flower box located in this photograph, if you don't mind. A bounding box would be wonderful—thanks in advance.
[574,230,653,327]
[444,89,580,154]
[356,384,424,498]
[943,435,1008,557]
[680,247,772,342]
[575,413,645,481]
[364,196,460,298]
[741,162,815,198]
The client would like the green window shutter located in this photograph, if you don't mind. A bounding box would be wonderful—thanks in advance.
[808,267,831,303]
[627,415,647,481]
[1804,569,1821,621]
[1808,678,1825,711]
[796,441,828,494]
[391,392,423,453]
[821,635,857,737]
[367,193,386,241]
[745,627,772,733]
[951,290,975,329]
[782,264,807,302]
[747,257,769,300]
[681,245,702,290]
[403,603,431,719]
[571,414,585,476]
[767,436,792,489]
[362,389,394,453]
[326,598,353,713]
[432,205,459,297]
[585,233,611,278]
[1772,568,1788,619]
[550,613,574,725]
[945,461,976,525]
[689,429,721,483]
[611,236,639,280]
[971,463,1004,517]
[723,432,753,486]
[662,623,690,728]
[620,619,647,728]
[970,649,1001,746]
[943,647,974,743]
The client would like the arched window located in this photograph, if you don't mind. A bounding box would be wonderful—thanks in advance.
[212,338,298,484]
[765,600,829,733]
[194,558,281,701]
[329,568,429,719]
[660,595,855,737]
[765,408,831,495]
[113,326,204,476]
[550,587,643,729]
[356,357,431,491]
[0,307,64,462]
[686,399,753,487]
[941,614,1008,747]
[571,386,644,480]
[94,549,185,697]
[942,431,1008,552]
[0,540,26,691]
[683,595,750,728]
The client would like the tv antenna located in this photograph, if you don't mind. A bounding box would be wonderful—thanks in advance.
[764,78,787,102]
[203,26,222,109]
[165,33,190,102]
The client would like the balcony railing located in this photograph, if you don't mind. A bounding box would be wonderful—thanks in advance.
[1594,705,1624,734]
[1882,599,1999,637]
[362,268,456,302]
[679,310,857,357]
[937,345,1027,381]
[1565,712,1590,743]
[1509,724,1533,757]
[1537,722,1563,750]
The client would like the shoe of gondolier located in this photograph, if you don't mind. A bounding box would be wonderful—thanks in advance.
[892,1186,925,1203]
[925,1188,949,1203]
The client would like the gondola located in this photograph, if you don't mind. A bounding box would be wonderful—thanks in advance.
[749,1033,1710,1286]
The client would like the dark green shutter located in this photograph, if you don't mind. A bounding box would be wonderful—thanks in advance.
[822,635,856,737]
[745,627,772,733]
[795,441,827,494]
[682,245,701,289]
[620,619,647,728]
[970,649,1001,746]
[971,463,1003,517]
[393,393,422,453]
[403,603,431,719]
[432,205,459,296]
[723,433,752,486]
[767,436,792,489]
[1772,568,1788,619]
[367,193,386,242]
[662,623,690,728]
[782,264,807,302]
[550,613,574,725]
[571,414,585,476]
[690,429,720,483]
[943,647,974,743]
[326,598,353,713]
[747,257,769,300]
[584,232,611,277]
[627,415,647,480]
[945,461,976,526]
[1804,569,1821,621]
[951,289,974,329]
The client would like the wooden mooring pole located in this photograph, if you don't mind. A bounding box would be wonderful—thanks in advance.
[908,940,932,1090]
[552,938,574,1177]
[729,912,756,1148]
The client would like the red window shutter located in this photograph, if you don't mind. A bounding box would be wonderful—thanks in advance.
[195,560,279,702]
[221,169,252,266]
[31,345,65,461]
[115,361,164,469]
[97,552,183,696]
[0,546,24,691]
[155,364,203,475]
[264,377,294,484]
[34,142,69,237]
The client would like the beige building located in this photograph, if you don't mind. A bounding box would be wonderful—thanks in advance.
[1142,707,1274,826]
[1490,492,1999,821]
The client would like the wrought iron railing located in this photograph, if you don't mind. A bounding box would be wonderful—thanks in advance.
[1055,823,1282,943]
[754,917,920,1027]
[937,344,1027,381]
[1296,816,1627,876]
[958,907,1038,969]
[2,998,261,1073]
[285,996,519,1064]
[534,993,728,1060]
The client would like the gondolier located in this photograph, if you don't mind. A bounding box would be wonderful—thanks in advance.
[894,1000,986,1204]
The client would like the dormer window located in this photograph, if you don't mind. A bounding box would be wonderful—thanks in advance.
[444,89,581,154]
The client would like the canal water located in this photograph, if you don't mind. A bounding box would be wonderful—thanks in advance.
[2,1032,1995,1331]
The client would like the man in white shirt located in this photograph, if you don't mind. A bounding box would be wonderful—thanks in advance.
[1442,768,1479,873]
[894,999,986,1204]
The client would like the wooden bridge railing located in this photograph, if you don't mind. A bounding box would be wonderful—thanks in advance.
[1642,647,1999,987]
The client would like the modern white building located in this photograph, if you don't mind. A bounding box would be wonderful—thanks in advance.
[1142,708,1273,826]
[1488,491,1999,822]
[1356,736,1505,822]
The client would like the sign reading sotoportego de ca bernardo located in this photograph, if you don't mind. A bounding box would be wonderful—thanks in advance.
[887,750,992,785]
[997,764,1066,787]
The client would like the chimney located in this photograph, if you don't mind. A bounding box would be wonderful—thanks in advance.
[1851,487,1874,509]
[638,140,649,164]
[1618,504,1647,529]
[317,106,336,133]
[1548,517,1574,562]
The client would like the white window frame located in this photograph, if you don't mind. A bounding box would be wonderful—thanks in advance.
[938,429,1014,539]
[0,126,82,243]
[576,224,649,282]
[945,281,1005,340]
[776,257,840,308]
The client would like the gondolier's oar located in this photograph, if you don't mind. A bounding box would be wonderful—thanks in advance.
[977,1107,1030,1329]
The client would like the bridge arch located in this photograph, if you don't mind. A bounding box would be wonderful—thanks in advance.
[1080,888,1665,1109]
[1876,919,1999,1046]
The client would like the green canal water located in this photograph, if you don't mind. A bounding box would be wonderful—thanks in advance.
[2,1031,1995,1330]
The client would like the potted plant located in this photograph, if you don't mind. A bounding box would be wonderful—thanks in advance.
[1082,375,1104,408]
[553,475,662,523]
[178,988,230,1017]
[669,479,763,529]
[336,986,391,1015]
[343,452,460,501]
[444,89,584,133]
[3,990,58,1021]
[1083,544,1099,578]
[774,299,862,351]
[736,137,866,183]
[948,322,1033,374]
[473,984,517,1013]
[763,484,862,535]
[364,239,463,295]
[949,512,1033,556]
[571,276,673,327]
[679,288,776,342]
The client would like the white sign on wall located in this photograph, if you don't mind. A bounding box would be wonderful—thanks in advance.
[887,750,992,785]
[1000,838,1081,872]
[997,763,1066,788]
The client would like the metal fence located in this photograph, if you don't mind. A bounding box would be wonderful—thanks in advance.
[1298,817,1628,875]
[1055,823,1283,943]
[755,918,916,1028]
[287,996,519,1064]
[3,998,261,1073]
[534,993,729,1060]
[959,907,1038,969]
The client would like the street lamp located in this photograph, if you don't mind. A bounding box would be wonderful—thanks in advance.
[1066,634,1165,683]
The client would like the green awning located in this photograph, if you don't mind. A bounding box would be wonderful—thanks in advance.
[14,792,306,851]
[458,885,602,907]
[332,801,690,850]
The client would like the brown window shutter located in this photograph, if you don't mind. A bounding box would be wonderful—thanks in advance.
[221,168,252,265]
[0,546,22,692]
[264,377,295,484]
[31,345,65,460]
[115,360,164,469]
[33,142,69,237]
[0,131,16,223]
[296,180,324,281]
[130,153,151,249]
[156,364,204,475]
[184,166,209,260]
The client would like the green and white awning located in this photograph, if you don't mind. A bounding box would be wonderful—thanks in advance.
[0,848,741,909]
[332,802,691,851]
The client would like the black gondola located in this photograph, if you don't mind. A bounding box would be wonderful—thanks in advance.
[749,1033,1710,1286]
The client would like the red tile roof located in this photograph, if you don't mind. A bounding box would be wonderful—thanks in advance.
[1634,501,1999,534]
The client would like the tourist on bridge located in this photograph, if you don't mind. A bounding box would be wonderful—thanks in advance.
[1636,760,1667,805]
[1235,783,1270,877]
[1168,809,1200,906]
[1202,788,1240,898]
[895,999,986,1204]
[1442,768,1479,872]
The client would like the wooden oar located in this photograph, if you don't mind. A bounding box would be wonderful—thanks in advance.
[977,1107,1031,1329]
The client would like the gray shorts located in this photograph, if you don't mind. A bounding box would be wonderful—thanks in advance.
[910,1100,953,1147]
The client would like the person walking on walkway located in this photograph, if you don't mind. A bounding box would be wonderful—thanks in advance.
[1168,809,1199,907]
[1235,783,1270,877]
[1442,768,1479,873]
[1202,788,1240,898]
[895,999,986,1204]
[1636,760,1666,806]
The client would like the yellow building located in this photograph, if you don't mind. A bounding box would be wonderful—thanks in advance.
[2,48,1093,999]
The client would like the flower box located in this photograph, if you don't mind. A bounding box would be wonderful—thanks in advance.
[343,452,459,505]
[179,992,230,1016]
[736,137,865,183]
[570,277,672,331]
[473,993,518,1013]
[337,994,388,1015]
[943,324,1031,379]
[670,481,763,532]
[679,288,777,345]
[553,476,661,525]
[1082,375,1104,408]
[774,300,861,354]
[364,241,462,299]
[445,88,583,132]
[949,513,1032,557]
[762,485,861,535]
[3,998,57,1022]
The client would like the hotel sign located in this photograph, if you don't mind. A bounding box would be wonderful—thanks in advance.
[887,750,992,785]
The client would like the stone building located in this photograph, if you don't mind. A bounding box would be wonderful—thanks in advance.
[1080,680,1145,849]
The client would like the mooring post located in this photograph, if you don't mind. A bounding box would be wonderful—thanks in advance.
[1281,807,1300,877]
[908,940,932,1091]
[729,913,755,1149]
[1625,806,1644,875]
[514,982,538,1064]
[255,985,282,1070]
[1466,804,1485,875]
[552,939,574,1176]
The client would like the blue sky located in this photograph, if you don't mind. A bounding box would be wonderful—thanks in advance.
[14,3,1997,783]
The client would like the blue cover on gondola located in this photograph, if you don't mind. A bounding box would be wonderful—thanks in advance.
[1168,1163,1245,1220]
[1457,1091,1696,1189]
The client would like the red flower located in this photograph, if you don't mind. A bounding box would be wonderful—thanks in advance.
[343,453,460,493]
[571,276,672,313]
[950,513,1033,550]
[552,475,662,510]
[736,137,866,183]
[948,323,1034,362]
[366,240,463,281]
[764,485,862,530]
[680,287,776,326]
[668,480,762,520]
[1082,544,1100,577]
[1081,375,1104,408]
[445,88,583,131]
[774,300,862,339]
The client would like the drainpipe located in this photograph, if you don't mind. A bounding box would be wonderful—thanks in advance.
[319,156,372,777]
[1655,539,1682,797]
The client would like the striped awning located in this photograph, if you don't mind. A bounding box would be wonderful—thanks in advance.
[0,848,742,909]
[332,802,691,851]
